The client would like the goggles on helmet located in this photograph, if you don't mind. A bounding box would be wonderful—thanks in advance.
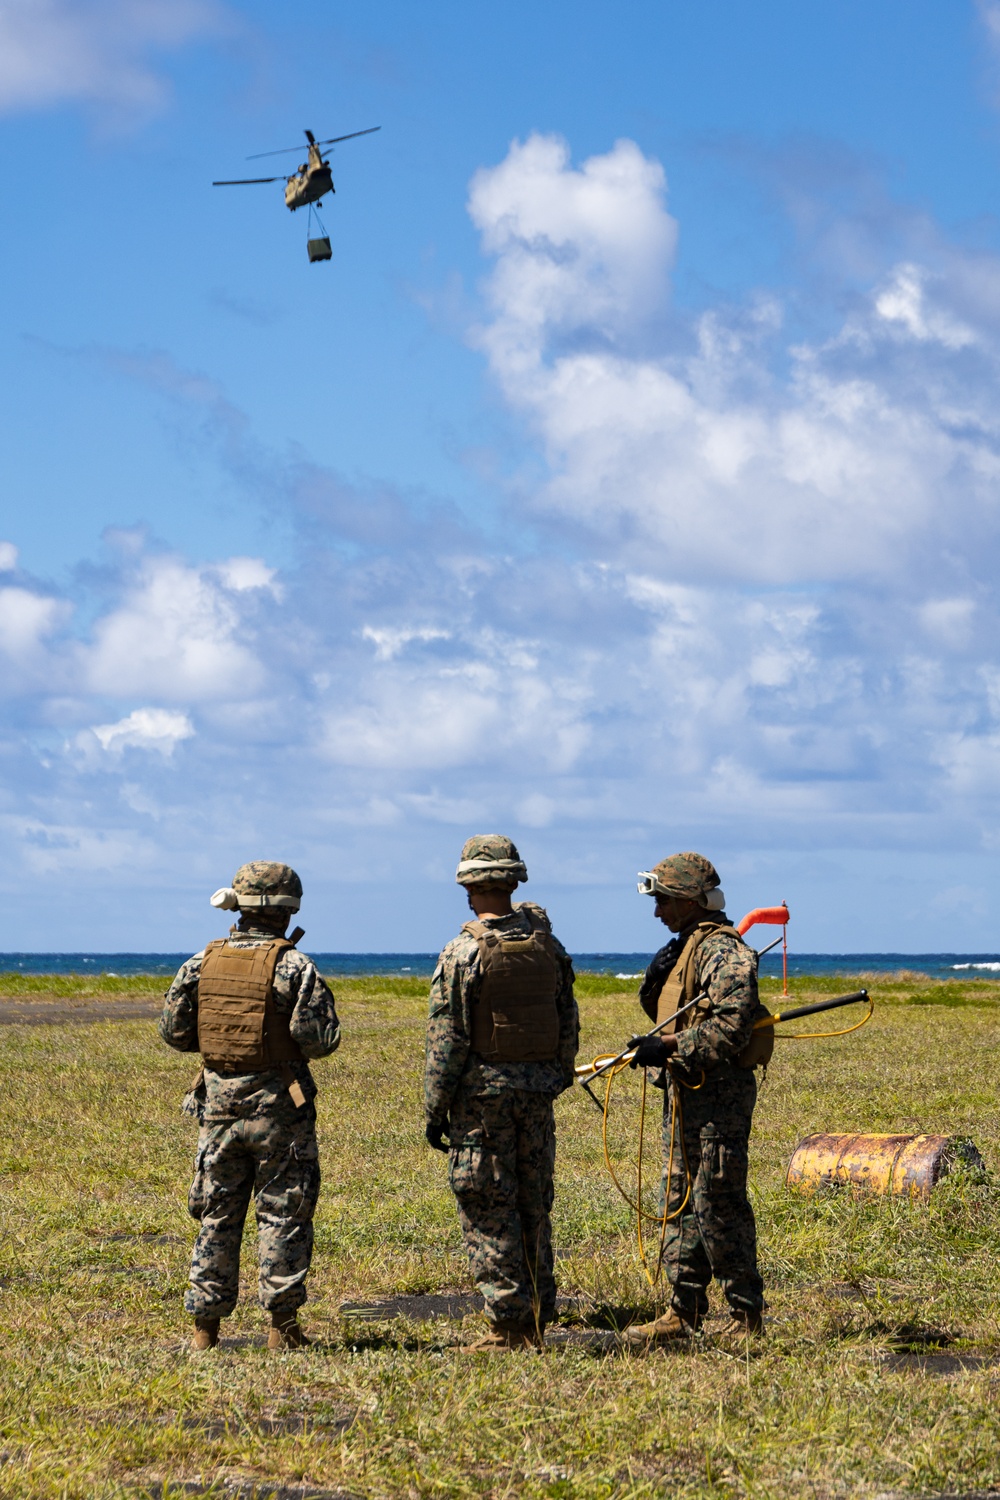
[636,871,726,910]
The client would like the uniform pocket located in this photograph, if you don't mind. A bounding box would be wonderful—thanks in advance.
[187,1141,209,1221]
[704,1137,749,1198]
[447,1133,493,1198]
[286,1132,321,1223]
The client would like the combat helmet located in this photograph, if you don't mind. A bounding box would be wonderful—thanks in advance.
[210,861,303,912]
[636,851,725,911]
[455,835,528,891]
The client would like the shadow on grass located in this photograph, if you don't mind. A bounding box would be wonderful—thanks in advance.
[558,1300,657,1332]
[879,1349,997,1375]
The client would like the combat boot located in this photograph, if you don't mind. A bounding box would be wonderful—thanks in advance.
[465,1319,543,1352]
[729,1308,764,1335]
[267,1311,311,1350]
[191,1316,220,1351]
[625,1309,700,1346]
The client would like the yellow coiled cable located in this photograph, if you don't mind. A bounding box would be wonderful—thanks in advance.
[588,994,874,1286]
[596,1052,705,1287]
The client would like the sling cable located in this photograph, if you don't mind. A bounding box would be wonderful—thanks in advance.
[573,905,874,1285]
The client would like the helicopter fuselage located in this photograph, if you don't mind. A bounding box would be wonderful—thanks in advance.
[284,143,334,210]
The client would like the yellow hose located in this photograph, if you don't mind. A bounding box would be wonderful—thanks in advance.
[598,1055,705,1286]
[768,992,875,1041]
[587,994,875,1284]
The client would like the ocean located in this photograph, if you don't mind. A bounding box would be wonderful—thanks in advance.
[1,951,999,980]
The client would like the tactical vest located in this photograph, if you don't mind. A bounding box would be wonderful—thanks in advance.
[655,921,773,1071]
[197,937,304,1073]
[464,907,561,1064]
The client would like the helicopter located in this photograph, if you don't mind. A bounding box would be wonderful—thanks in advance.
[213,127,380,261]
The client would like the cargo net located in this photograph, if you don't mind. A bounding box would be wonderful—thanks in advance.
[307,202,331,262]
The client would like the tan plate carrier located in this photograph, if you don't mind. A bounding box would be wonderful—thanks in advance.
[196,937,307,1106]
[464,907,560,1063]
[656,921,773,1071]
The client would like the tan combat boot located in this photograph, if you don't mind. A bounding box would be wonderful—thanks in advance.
[625,1309,700,1346]
[729,1308,764,1335]
[267,1312,311,1350]
[191,1316,220,1351]
[465,1319,543,1352]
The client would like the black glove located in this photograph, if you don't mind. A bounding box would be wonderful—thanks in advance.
[628,1034,670,1069]
[425,1121,450,1152]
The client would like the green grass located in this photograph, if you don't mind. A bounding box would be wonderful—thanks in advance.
[0,971,168,998]
[1,973,999,1497]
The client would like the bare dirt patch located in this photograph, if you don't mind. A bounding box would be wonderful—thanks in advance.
[0,997,160,1024]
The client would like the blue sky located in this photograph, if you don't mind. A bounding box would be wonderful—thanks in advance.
[4,0,1000,953]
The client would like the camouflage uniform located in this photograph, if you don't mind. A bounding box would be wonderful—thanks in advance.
[640,916,764,1322]
[160,917,340,1321]
[426,836,579,1330]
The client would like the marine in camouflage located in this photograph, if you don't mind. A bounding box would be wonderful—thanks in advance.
[425,891,579,1330]
[160,913,340,1320]
[640,899,764,1321]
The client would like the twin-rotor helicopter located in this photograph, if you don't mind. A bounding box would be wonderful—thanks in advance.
[213,126,380,262]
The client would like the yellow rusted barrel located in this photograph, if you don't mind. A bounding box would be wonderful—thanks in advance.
[786,1132,984,1199]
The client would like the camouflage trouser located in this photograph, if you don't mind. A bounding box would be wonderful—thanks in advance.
[184,1110,320,1319]
[660,1068,764,1320]
[447,1087,557,1329]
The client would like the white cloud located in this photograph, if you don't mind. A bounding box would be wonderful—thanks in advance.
[323,646,591,773]
[213,557,282,596]
[919,597,976,648]
[361,624,451,661]
[470,135,1000,586]
[469,134,675,365]
[0,586,65,659]
[0,0,228,117]
[874,263,975,349]
[91,706,194,756]
[0,542,17,572]
[3,812,159,876]
[82,555,265,700]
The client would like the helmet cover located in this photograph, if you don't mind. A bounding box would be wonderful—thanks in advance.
[455,834,528,890]
[210,860,303,912]
[639,851,724,909]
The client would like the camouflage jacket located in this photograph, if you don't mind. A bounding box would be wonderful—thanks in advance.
[159,922,341,1123]
[639,917,758,1074]
[424,905,579,1128]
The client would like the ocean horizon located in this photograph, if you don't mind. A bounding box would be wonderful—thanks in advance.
[2,951,999,981]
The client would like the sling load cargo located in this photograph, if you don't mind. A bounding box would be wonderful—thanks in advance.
[212,126,380,262]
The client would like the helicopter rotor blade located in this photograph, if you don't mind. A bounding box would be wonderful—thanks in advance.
[315,126,381,146]
[212,176,284,185]
[246,145,312,160]
[246,126,380,159]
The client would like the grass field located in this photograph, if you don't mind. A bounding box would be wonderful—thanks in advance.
[0,969,999,1499]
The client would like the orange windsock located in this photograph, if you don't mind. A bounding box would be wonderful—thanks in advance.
[737,904,789,936]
